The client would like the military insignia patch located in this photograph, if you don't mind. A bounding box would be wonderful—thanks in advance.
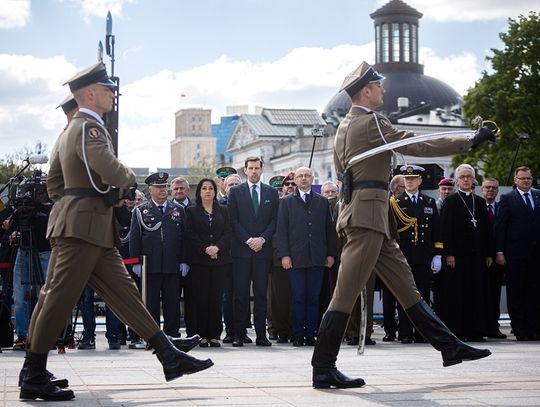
[424,207,433,215]
[87,127,102,139]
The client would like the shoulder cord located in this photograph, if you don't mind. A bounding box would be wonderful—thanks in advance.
[372,112,399,169]
[390,195,418,244]
[119,230,130,244]
[81,121,111,194]
[135,205,162,232]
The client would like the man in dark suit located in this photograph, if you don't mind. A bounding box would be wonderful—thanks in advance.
[170,176,195,336]
[130,172,187,337]
[495,166,540,341]
[228,156,279,347]
[481,177,506,339]
[277,167,337,346]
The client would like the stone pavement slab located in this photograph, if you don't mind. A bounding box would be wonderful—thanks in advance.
[2,324,540,406]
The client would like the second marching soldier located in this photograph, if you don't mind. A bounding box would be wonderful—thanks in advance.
[129,172,188,338]
[390,165,442,343]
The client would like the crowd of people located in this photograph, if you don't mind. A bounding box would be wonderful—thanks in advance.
[1,60,539,400]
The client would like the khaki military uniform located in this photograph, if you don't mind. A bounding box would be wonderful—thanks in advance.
[329,106,471,314]
[28,111,160,353]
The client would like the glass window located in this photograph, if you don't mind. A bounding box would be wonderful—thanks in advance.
[375,25,381,63]
[403,23,410,62]
[392,23,400,62]
[412,24,417,63]
[382,24,389,63]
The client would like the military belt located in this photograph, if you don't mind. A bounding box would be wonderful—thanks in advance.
[64,188,104,198]
[352,181,389,190]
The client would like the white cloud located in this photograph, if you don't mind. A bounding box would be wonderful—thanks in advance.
[420,48,481,95]
[0,44,483,170]
[0,0,31,29]
[375,0,540,22]
[56,0,136,24]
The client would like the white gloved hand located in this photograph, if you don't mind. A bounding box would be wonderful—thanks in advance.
[132,264,142,277]
[180,263,190,277]
[431,255,442,274]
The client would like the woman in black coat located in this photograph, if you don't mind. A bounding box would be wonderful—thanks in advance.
[185,178,232,347]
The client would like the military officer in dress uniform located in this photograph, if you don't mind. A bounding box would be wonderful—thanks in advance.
[388,165,442,343]
[310,61,492,389]
[19,63,212,402]
[129,172,189,338]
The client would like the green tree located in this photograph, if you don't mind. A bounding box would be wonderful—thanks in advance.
[455,12,540,185]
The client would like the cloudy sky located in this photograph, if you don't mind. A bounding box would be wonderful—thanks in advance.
[1,0,539,170]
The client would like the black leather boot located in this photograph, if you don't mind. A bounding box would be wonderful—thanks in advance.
[148,331,214,382]
[169,334,201,353]
[19,352,74,401]
[18,350,69,388]
[311,311,365,389]
[405,300,491,367]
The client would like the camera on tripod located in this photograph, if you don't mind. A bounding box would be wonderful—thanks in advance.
[8,170,50,212]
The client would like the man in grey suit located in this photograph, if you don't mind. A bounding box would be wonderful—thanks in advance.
[228,156,279,347]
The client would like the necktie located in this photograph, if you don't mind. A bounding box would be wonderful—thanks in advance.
[251,185,259,215]
[487,204,495,224]
[412,195,417,205]
[524,192,534,212]
[158,205,164,214]
[304,193,310,205]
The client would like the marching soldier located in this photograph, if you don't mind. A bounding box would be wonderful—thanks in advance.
[310,61,493,389]
[19,63,212,402]
[389,165,442,343]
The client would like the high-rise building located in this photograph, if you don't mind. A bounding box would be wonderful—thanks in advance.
[170,108,217,168]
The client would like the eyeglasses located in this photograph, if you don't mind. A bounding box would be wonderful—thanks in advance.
[516,177,533,181]
[458,175,474,180]
[284,182,295,186]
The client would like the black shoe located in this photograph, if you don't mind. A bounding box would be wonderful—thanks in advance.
[312,367,365,389]
[400,336,413,344]
[13,336,28,351]
[269,333,278,340]
[442,342,491,367]
[209,340,221,348]
[256,337,272,347]
[346,337,359,346]
[19,352,75,401]
[222,335,234,344]
[108,342,121,350]
[77,337,96,350]
[243,335,253,344]
[199,340,209,347]
[305,337,316,346]
[170,334,201,353]
[293,337,304,347]
[487,330,507,339]
[148,331,213,382]
[277,335,289,344]
[382,334,396,342]
[19,356,69,389]
[365,337,376,345]
[232,337,244,347]
[515,335,530,341]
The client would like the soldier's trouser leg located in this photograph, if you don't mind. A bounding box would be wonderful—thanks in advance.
[368,239,491,367]
[29,238,160,354]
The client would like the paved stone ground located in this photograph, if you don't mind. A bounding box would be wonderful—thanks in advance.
[2,321,540,406]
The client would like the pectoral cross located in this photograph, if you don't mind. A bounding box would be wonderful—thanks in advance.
[470,217,477,228]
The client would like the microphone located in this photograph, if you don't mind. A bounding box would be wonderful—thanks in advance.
[28,155,49,165]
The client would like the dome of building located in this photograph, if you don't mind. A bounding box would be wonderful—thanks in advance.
[324,0,461,118]
[324,72,461,117]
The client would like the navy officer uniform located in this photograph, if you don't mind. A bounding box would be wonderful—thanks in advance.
[129,172,187,337]
[389,165,442,343]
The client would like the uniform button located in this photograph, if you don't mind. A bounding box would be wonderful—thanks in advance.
[309,234,312,237]
[209,234,213,238]
[308,222,312,226]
